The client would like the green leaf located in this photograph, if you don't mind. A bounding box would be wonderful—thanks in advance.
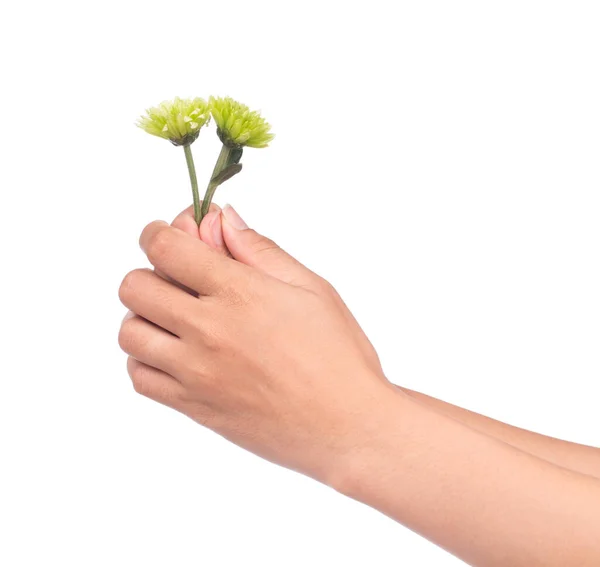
[228,147,244,166]
[210,162,243,186]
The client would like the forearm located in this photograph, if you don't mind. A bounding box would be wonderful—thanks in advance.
[335,387,600,567]
[399,387,600,478]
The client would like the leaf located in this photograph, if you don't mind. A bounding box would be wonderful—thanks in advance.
[228,147,244,166]
[210,163,243,186]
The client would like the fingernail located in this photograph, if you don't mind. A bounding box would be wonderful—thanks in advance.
[222,204,248,230]
[210,211,225,247]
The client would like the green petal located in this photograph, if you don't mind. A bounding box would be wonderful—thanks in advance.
[137,96,210,145]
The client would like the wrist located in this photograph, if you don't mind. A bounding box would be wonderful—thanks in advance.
[323,381,414,499]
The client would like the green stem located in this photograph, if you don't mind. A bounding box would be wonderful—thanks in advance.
[200,144,232,223]
[183,144,201,225]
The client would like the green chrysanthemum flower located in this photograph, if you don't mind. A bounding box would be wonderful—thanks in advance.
[137,97,210,146]
[136,95,274,227]
[209,96,275,149]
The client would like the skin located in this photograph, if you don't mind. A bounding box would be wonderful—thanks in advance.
[118,204,600,566]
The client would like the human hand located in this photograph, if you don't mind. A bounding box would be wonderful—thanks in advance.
[118,206,393,486]
[169,203,230,257]
[148,203,228,295]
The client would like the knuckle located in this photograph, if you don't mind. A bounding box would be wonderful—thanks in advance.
[211,268,253,307]
[313,276,336,297]
[221,285,249,308]
[129,361,179,404]
[223,282,256,310]
[250,234,279,256]
[118,319,138,354]
[200,326,225,353]
[146,226,174,264]
[118,271,136,304]
[118,269,148,305]
[130,368,150,396]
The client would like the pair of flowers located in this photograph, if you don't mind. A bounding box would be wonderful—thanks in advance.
[137,96,274,225]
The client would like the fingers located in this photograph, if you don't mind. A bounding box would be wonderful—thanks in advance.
[156,203,213,294]
[220,204,313,286]
[199,210,232,257]
[118,268,200,337]
[171,202,221,238]
[139,221,246,296]
[172,204,231,257]
[126,357,186,409]
[152,266,199,298]
[118,313,189,380]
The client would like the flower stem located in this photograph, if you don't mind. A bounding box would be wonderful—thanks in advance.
[183,144,201,225]
[200,144,232,223]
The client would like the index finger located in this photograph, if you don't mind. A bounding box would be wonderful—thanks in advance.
[139,221,243,296]
[171,203,221,237]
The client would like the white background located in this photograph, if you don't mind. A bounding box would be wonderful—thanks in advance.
[1,1,599,565]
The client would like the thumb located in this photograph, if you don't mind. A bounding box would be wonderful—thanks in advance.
[171,203,230,256]
[220,204,311,285]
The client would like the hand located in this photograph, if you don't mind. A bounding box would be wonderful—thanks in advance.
[118,205,393,486]
[169,203,231,258]
[171,204,382,370]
